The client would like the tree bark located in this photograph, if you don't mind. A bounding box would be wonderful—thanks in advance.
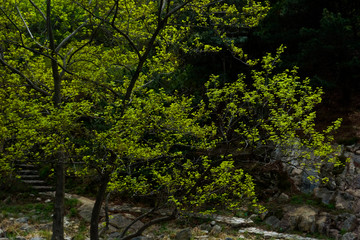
[90,172,110,240]
[51,160,65,240]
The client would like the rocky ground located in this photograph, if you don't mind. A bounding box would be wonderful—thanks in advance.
[0,191,329,240]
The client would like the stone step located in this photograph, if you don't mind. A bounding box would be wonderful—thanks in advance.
[19,169,39,175]
[32,186,53,191]
[16,163,53,192]
[16,164,37,169]
[22,180,46,185]
[20,175,41,179]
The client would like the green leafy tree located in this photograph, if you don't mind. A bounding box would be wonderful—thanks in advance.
[0,0,269,239]
[0,1,342,240]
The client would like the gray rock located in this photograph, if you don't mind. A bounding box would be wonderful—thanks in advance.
[0,238,9,240]
[249,214,258,221]
[20,223,34,232]
[210,225,222,235]
[335,192,354,210]
[0,229,5,237]
[342,232,358,240]
[239,227,321,240]
[109,214,144,232]
[175,228,192,240]
[353,174,360,189]
[30,237,45,240]
[78,204,94,222]
[16,217,29,223]
[210,220,216,226]
[265,216,281,229]
[199,223,212,232]
[108,232,121,239]
[301,169,320,194]
[313,188,335,205]
[283,206,317,232]
[212,215,253,227]
[328,229,340,240]
[278,193,290,202]
[315,212,329,234]
[131,237,151,240]
[15,237,26,240]
[340,214,358,232]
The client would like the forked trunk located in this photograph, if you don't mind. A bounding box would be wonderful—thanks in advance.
[90,173,110,240]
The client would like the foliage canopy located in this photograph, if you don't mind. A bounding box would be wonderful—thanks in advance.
[0,0,341,239]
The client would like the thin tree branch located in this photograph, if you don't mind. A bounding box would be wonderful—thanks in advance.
[5,40,70,74]
[111,0,141,59]
[120,207,156,238]
[164,1,191,20]
[55,20,88,52]
[29,0,47,20]
[16,6,34,39]
[120,209,177,240]
[0,57,51,97]
[16,6,47,50]
[0,7,25,46]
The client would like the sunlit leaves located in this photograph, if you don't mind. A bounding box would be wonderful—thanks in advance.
[205,46,342,174]
[0,0,273,215]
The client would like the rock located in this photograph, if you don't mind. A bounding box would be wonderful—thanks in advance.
[15,237,26,240]
[130,237,151,240]
[339,214,358,232]
[30,237,45,240]
[278,193,290,202]
[108,232,121,239]
[0,229,5,237]
[283,206,317,232]
[301,169,320,194]
[212,215,253,227]
[313,188,335,205]
[39,223,52,230]
[20,223,34,231]
[249,214,258,221]
[353,199,360,213]
[210,220,216,226]
[315,212,329,234]
[259,210,268,220]
[16,217,29,223]
[210,225,222,235]
[175,228,192,240]
[78,204,93,222]
[109,214,144,232]
[0,238,9,240]
[277,219,291,232]
[199,223,212,232]
[352,174,360,189]
[335,192,354,210]
[342,232,358,240]
[45,199,51,203]
[328,229,340,240]
[264,216,281,229]
[239,227,320,240]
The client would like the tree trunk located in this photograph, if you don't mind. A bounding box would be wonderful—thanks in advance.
[51,160,65,240]
[90,173,110,240]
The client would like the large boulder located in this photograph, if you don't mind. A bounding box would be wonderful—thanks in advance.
[282,206,317,233]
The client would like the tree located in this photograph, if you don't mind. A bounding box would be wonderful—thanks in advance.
[0,0,270,239]
[0,0,342,240]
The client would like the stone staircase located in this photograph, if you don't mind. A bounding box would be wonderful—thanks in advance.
[16,163,53,192]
